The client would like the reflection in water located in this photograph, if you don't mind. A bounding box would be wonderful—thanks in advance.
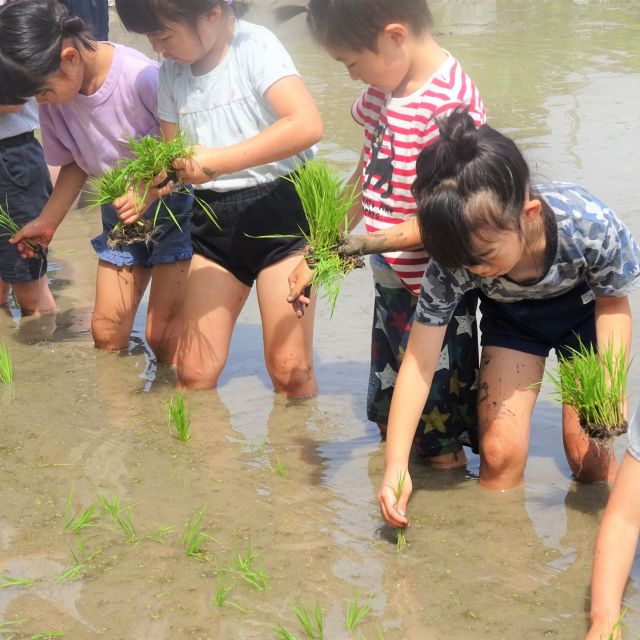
[0,1,639,637]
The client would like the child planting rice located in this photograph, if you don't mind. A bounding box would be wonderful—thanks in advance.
[378,110,640,533]
[0,0,193,363]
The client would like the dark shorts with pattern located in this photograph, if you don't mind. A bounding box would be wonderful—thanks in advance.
[191,176,308,287]
[0,132,52,284]
[367,254,479,456]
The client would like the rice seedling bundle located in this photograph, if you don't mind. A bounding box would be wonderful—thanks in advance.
[547,341,628,440]
[289,160,364,312]
[345,593,371,632]
[394,470,408,552]
[166,392,191,442]
[0,204,45,259]
[0,341,13,384]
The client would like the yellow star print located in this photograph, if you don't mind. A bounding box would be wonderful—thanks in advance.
[422,407,451,433]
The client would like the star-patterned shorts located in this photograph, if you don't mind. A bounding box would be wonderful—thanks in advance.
[367,254,480,456]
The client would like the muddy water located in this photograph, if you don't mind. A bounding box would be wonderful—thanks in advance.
[1,2,640,638]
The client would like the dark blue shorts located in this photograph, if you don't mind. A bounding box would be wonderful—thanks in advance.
[479,281,597,359]
[0,132,52,284]
[191,177,307,287]
[91,192,193,268]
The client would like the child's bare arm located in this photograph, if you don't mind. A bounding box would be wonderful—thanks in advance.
[170,75,322,185]
[587,452,640,639]
[340,217,423,257]
[378,322,447,527]
[10,161,87,256]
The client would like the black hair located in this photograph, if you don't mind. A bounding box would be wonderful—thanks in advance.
[0,0,96,104]
[412,108,532,269]
[276,0,432,52]
[115,0,249,35]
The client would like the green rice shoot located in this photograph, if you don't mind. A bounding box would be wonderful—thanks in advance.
[63,492,100,535]
[270,455,287,477]
[56,540,102,583]
[87,165,131,207]
[394,469,408,552]
[546,340,628,438]
[232,542,270,591]
[30,632,65,639]
[166,392,191,442]
[275,624,299,640]
[292,600,324,639]
[345,592,371,632]
[0,341,13,384]
[213,570,234,608]
[97,493,139,544]
[0,203,44,258]
[0,573,34,589]
[182,505,211,559]
[288,160,361,313]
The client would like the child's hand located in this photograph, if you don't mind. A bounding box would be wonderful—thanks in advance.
[172,145,220,186]
[337,235,366,257]
[378,467,412,528]
[287,256,314,318]
[585,620,621,640]
[9,216,56,258]
[114,188,146,225]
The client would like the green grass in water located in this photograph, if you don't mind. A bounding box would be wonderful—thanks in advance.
[289,160,362,313]
[182,505,211,559]
[0,341,13,384]
[394,469,408,552]
[547,341,628,439]
[212,570,234,608]
[167,392,191,442]
[63,492,100,534]
[0,573,34,589]
[232,541,270,591]
[292,601,324,639]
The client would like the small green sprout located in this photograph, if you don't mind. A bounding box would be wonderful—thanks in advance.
[292,601,324,639]
[0,341,13,384]
[345,592,372,631]
[275,624,299,640]
[212,571,234,608]
[394,469,408,551]
[232,542,270,591]
[182,505,211,559]
[166,392,191,442]
[0,574,34,589]
[63,492,100,534]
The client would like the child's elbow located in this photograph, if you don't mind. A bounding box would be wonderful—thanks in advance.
[303,113,323,147]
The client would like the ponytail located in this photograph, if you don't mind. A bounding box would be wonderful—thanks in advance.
[275,5,309,23]
[0,0,96,103]
[413,108,531,269]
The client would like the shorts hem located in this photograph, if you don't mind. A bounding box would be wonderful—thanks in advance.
[480,334,551,358]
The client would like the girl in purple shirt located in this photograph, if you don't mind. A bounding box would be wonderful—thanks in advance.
[0,0,192,364]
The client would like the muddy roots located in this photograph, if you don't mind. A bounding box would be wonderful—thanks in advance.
[581,420,628,440]
[106,220,157,250]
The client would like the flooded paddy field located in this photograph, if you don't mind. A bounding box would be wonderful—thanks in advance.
[1,1,640,638]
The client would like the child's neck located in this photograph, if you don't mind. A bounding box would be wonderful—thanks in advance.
[191,14,235,76]
[508,218,548,283]
[79,43,115,96]
[392,35,448,98]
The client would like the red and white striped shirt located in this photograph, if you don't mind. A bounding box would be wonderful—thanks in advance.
[352,54,486,295]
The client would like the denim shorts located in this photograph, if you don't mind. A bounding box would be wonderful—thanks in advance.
[190,177,307,287]
[91,191,193,268]
[0,132,52,283]
[479,280,596,359]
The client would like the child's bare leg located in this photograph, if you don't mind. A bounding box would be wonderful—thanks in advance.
[562,404,617,482]
[0,278,9,306]
[177,254,250,390]
[145,260,190,365]
[92,261,151,352]
[256,254,317,398]
[478,346,543,490]
[11,277,56,315]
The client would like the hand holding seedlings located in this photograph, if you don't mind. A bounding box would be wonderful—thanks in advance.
[378,467,412,529]
[169,144,222,188]
[287,256,315,318]
[1,208,50,260]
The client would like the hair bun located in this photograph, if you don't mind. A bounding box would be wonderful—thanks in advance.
[59,13,85,36]
[441,108,479,164]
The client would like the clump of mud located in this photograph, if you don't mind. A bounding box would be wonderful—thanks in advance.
[106,220,157,250]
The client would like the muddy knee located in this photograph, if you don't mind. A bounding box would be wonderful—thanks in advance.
[91,314,130,352]
[266,358,316,397]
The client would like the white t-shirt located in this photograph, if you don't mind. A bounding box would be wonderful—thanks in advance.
[158,19,315,192]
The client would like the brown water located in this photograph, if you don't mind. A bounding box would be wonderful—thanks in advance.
[1,2,640,638]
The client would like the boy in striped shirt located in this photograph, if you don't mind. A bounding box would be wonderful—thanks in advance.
[285,0,485,466]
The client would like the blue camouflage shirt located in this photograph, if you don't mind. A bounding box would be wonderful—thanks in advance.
[415,183,640,326]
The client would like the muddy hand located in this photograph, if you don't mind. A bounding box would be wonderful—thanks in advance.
[378,469,412,528]
[287,256,315,318]
[10,217,55,259]
[337,234,366,257]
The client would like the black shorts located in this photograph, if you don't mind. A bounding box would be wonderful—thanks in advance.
[479,280,597,359]
[191,177,308,287]
[0,131,52,283]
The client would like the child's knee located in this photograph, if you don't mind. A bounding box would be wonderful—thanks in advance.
[266,357,316,397]
[91,313,129,351]
[480,424,526,474]
[177,348,225,391]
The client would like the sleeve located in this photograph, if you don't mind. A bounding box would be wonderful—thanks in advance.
[351,88,370,127]
[583,209,640,297]
[247,26,300,96]
[38,105,75,167]
[135,62,160,121]
[157,61,179,124]
[414,262,476,326]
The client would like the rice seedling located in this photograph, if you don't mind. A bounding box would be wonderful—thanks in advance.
[0,619,25,636]
[394,469,408,552]
[290,160,363,312]
[606,609,626,640]
[63,492,100,535]
[546,341,629,439]
[232,542,270,591]
[270,456,287,477]
[30,633,65,639]
[275,624,299,640]
[0,573,34,589]
[182,505,211,559]
[212,571,234,608]
[87,164,131,207]
[97,493,139,543]
[292,601,324,639]
[166,392,191,442]
[345,592,372,632]
[0,203,44,259]
[56,540,101,583]
[0,341,12,384]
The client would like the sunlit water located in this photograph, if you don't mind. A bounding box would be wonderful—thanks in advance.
[1,2,639,638]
